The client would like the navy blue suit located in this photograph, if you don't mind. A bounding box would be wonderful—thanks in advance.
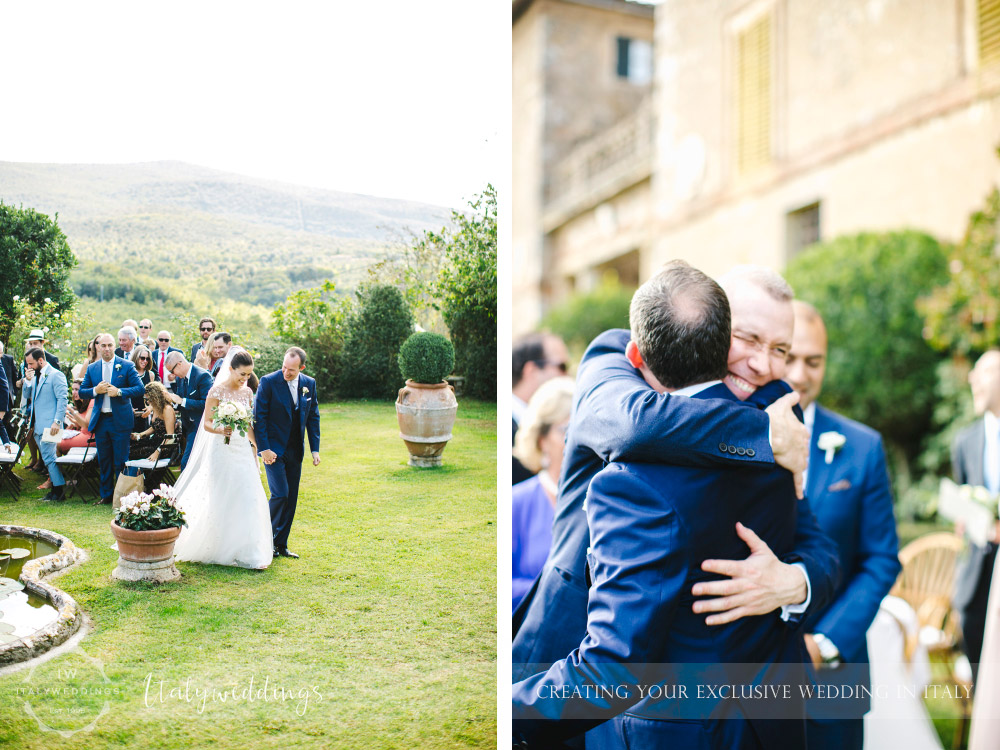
[513,330,841,681]
[79,357,145,501]
[513,384,834,750]
[801,405,901,747]
[173,364,215,469]
[255,371,321,549]
[150,347,182,381]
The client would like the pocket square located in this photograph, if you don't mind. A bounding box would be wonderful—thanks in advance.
[827,479,852,492]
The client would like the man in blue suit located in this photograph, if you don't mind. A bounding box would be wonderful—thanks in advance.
[150,330,183,383]
[513,266,836,684]
[513,262,837,749]
[190,317,216,362]
[784,301,901,749]
[23,348,68,502]
[79,334,145,505]
[255,347,321,559]
[162,352,214,469]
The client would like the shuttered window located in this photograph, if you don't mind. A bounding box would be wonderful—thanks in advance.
[980,0,1000,67]
[736,14,772,174]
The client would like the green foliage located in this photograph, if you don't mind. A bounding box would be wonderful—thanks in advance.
[915,359,976,478]
[919,185,1000,356]
[340,284,414,400]
[6,296,95,373]
[785,231,949,462]
[0,204,78,343]
[113,485,187,531]
[432,185,497,400]
[366,235,448,334]
[269,281,352,399]
[540,273,634,353]
[398,332,455,384]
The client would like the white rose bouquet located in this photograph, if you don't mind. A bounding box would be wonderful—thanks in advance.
[213,401,253,445]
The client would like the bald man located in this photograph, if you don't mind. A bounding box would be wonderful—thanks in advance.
[785,301,901,750]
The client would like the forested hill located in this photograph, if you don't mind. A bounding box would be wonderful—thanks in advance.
[0,161,451,307]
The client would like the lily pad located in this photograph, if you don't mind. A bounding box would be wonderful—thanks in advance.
[0,577,24,598]
[0,621,17,645]
[2,548,30,560]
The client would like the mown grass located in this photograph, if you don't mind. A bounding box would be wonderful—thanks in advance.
[0,399,497,749]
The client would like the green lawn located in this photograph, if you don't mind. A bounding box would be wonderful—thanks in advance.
[0,400,498,749]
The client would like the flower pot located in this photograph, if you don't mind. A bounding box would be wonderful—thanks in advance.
[109,521,181,582]
[395,380,458,467]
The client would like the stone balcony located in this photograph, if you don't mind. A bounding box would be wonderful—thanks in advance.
[542,97,654,232]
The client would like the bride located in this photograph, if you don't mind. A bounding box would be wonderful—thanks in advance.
[171,348,273,570]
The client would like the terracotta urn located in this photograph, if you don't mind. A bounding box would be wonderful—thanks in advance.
[109,521,181,582]
[395,380,458,467]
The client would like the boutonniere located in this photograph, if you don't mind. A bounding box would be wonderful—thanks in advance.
[817,431,846,464]
[301,386,309,397]
[114,364,121,372]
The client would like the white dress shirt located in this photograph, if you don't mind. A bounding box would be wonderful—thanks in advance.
[984,410,1000,496]
[101,359,113,413]
[288,377,299,407]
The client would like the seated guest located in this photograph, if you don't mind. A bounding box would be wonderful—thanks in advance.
[58,380,95,453]
[114,326,139,359]
[130,381,177,461]
[512,376,574,612]
[191,317,216,362]
[130,345,158,430]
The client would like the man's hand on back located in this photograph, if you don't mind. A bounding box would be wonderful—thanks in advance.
[765,391,809,499]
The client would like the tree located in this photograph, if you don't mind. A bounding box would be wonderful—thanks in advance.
[0,204,77,343]
[340,284,414,400]
[785,231,949,474]
[433,185,497,400]
[540,273,634,357]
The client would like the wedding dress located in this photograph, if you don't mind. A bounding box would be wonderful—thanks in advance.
[171,349,272,570]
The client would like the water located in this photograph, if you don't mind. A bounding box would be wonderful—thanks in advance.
[0,535,60,644]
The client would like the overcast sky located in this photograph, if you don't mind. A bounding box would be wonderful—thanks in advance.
[2,1,505,210]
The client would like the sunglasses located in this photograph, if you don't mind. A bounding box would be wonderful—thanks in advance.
[158,338,170,343]
[137,356,150,362]
[200,327,214,332]
[139,325,151,330]
[537,359,569,374]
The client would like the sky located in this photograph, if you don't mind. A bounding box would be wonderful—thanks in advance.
[2,1,506,210]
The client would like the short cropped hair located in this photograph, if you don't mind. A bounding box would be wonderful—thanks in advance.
[512,334,547,386]
[216,332,232,346]
[629,260,731,389]
[717,265,794,302]
[118,326,137,342]
[285,346,307,368]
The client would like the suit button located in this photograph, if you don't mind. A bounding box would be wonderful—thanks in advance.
[747,448,756,457]
[719,443,727,452]
[736,447,746,456]
[727,444,737,454]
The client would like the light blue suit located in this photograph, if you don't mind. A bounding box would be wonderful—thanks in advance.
[24,365,69,487]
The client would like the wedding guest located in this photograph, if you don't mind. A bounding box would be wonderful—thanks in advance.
[512,333,569,485]
[22,347,68,502]
[512,376,574,612]
[19,351,44,473]
[137,319,155,348]
[191,317,216,362]
[130,344,158,430]
[72,336,100,383]
[22,329,59,372]
[952,349,1000,683]
[0,341,17,438]
[115,326,139,359]
[79,333,145,505]
[151,330,182,383]
[163,352,214,469]
[210,332,233,376]
[786,301,901,750]
[59,379,95,453]
[130,381,176,461]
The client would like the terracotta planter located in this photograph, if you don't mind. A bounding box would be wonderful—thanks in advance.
[109,521,182,582]
[395,380,458,467]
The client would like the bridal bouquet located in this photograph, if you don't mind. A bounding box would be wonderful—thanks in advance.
[115,484,187,531]
[213,401,253,445]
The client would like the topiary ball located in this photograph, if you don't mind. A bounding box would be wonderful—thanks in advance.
[398,332,455,384]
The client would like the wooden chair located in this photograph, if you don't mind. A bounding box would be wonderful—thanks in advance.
[890,532,971,749]
[0,416,29,499]
[124,434,181,490]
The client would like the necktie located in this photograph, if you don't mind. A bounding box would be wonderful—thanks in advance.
[158,352,165,380]
[103,361,113,412]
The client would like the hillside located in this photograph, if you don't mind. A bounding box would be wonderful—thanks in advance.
[0,161,452,306]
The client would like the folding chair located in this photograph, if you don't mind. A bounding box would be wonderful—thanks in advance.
[0,416,28,499]
[124,434,181,490]
[56,440,100,501]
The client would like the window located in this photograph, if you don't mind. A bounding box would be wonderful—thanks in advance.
[785,202,821,260]
[616,36,652,85]
[980,0,1000,67]
[736,14,772,174]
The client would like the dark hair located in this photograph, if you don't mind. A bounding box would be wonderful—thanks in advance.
[216,331,232,345]
[25,347,45,362]
[145,381,169,415]
[230,350,254,370]
[285,346,307,368]
[198,317,217,330]
[512,334,547,386]
[629,260,731,389]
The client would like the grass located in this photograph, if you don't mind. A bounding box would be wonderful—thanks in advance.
[0,399,497,749]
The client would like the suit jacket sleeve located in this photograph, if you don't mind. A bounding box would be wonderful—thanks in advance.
[185,370,213,413]
[119,361,145,399]
[53,371,68,425]
[952,432,969,485]
[0,362,10,415]
[575,330,774,467]
[782,495,841,625]
[812,438,901,660]
[255,377,272,454]
[79,363,97,400]
[306,378,320,452]
[512,465,687,745]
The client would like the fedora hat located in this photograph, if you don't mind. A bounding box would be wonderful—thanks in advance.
[25,329,47,342]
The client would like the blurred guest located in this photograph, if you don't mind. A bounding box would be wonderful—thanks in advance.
[151,330,182,383]
[22,329,59,371]
[511,332,569,484]
[130,344,158,430]
[137,319,155,348]
[59,379,95,453]
[512,376,574,612]
[115,326,138,359]
[952,349,1000,682]
[22,347,68,502]
[0,341,16,438]
[210,332,233,376]
[191,317,216,362]
[122,318,140,333]
[130,381,176,461]
[72,336,100,383]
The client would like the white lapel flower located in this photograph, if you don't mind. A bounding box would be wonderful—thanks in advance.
[817,431,847,464]
[114,364,121,372]
[301,386,309,397]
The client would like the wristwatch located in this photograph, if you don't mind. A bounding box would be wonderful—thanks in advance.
[811,633,841,667]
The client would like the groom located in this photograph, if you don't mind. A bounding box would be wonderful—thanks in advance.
[255,347,321,559]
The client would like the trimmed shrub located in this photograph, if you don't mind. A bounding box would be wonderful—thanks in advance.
[398,332,455,384]
[339,285,414,400]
